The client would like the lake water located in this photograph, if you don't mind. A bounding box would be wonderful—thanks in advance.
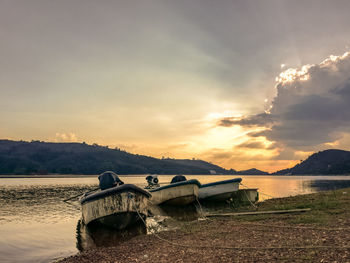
[1,175,350,263]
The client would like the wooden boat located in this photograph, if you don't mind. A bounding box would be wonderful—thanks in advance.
[148,179,201,206]
[80,184,151,229]
[198,178,242,201]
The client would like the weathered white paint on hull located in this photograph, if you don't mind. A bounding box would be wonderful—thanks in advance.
[199,181,240,201]
[150,184,199,206]
[81,191,149,229]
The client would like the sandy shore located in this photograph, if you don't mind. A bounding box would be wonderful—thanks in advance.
[59,188,350,263]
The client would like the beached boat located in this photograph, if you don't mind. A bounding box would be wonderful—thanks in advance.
[80,184,151,229]
[231,188,259,205]
[198,178,242,202]
[147,176,201,206]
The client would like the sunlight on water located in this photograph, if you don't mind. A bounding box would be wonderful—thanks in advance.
[0,175,350,263]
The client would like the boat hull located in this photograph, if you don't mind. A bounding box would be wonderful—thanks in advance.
[199,178,242,202]
[76,219,146,252]
[149,180,200,206]
[81,184,151,229]
[231,188,259,205]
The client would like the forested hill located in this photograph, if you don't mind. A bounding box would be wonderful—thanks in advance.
[0,140,234,175]
[236,168,269,175]
[274,149,350,175]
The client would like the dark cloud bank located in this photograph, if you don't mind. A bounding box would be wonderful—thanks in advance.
[220,52,350,151]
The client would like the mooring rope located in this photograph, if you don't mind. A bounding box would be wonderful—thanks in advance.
[241,187,258,209]
[195,196,207,219]
[129,197,350,251]
[63,200,81,210]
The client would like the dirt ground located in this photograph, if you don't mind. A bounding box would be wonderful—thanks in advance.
[59,188,350,263]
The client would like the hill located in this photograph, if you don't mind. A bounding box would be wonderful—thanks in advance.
[0,140,234,175]
[236,168,269,175]
[274,149,350,175]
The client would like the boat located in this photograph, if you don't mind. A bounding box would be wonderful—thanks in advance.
[198,178,242,202]
[231,188,259,205]
[80,171,151,229]
[146,175,201,206]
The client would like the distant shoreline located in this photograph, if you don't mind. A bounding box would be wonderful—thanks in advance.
[0,174,141,178]
[0,174,95,178]
[0,174,349,179]
[0,174,223,178]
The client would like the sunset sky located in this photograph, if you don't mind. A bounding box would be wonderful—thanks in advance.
[1,1,350,172]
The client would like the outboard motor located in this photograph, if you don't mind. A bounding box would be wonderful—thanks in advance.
[170,175,187,184]
[145,174,160,189]
[98,171,124,190]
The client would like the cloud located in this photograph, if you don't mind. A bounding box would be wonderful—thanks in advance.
[219,113,274,127]
[54,133,78,142]
[220,51,350,150]
[198,146,288,172]
[237,141,265,149]
[208,150,234,160]
[236,140,276,150]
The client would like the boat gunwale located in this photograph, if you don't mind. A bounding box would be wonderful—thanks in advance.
[200,178,242,188]
[80,184,151,204]
[149,179,201,192]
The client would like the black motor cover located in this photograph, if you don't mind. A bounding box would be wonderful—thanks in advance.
[98,171,124,190]
[146,175,159,184]
[170,175,187,184]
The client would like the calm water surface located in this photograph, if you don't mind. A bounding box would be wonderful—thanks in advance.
[1,175,350,263]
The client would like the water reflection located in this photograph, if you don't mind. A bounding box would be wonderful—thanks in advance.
[0,184,96,223]
[305,179,350,191]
